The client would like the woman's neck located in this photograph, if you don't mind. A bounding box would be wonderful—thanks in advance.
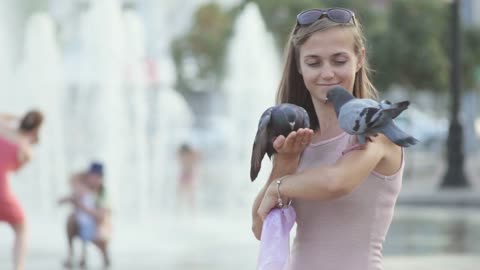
[18,130,31,142]
[311,99,344,142]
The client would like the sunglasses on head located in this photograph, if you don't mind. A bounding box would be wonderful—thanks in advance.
[297,8,356,26]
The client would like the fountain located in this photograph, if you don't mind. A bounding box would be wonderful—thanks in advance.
[10,12,67,215]
[220,2,281,210]
[1,0,196,218]
[74,0,131,216]
[72,0,194,216]
[123,9,151,217]
[0,1,15,109]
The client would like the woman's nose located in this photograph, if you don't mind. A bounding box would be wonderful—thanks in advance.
[320,67,334,80]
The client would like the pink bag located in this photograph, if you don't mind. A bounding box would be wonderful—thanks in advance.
[257,207,296,270]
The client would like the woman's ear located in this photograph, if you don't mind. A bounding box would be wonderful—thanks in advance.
[356,47,366,72]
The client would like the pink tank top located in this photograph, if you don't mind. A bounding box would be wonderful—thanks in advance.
[287,132,403,270]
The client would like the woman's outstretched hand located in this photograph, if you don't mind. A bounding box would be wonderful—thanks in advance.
[257,129,312,220]
[273,128,314,160]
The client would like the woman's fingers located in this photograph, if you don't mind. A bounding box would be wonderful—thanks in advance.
[274,131,296,154]
[273,135,286,151]
[274,128,315,155]
[304,128,314,145]
[283,131,297,150]
[293,129,306,149]
[293,128,313,150]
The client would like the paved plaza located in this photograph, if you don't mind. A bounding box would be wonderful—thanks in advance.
[1,208,479,270]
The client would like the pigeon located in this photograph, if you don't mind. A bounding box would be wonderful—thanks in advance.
[326,86,418,149]
[250,103,311,182]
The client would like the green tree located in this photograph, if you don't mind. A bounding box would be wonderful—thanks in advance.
[250,0,389,91]
[250,0,456,93]
[249,0,318,50]
[171,0,476,96]
[251,0,383,51]
[372,0,449,91]
[171,3,236,93]
[462,27,480,89]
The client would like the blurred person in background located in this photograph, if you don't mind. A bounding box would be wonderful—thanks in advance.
[177,143,200,213]
[0,110,43,270]
[252,7,404,270]
[62,162,112,269]
[58,171,96,268]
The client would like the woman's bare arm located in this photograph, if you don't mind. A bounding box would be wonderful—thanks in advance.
[252,155,299,240]
[251,128,313,240]
[0,113,17,123]
[257,135,402,220]
[16,140,32,168]
[281,135,399,199]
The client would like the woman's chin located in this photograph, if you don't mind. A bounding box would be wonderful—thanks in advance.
[311,95,329,104]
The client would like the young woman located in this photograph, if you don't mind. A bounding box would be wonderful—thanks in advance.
[252,8,403,270]
[0,110,43,270]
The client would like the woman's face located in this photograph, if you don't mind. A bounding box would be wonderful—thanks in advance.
[25,128,40,145]
[298,27,364,103]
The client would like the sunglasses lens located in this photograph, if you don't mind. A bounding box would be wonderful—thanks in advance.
[298,10,323,25]
[327,9,352,23]
[297,8,354,25]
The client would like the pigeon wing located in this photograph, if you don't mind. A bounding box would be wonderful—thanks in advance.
[382,100,410,119]
[250,107,273,181]
[300,107,311,129]
[338,101,376,134]
[377,121,419,147]
[369,100,410,130]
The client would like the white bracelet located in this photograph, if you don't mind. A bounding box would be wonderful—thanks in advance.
[276,176,292,208]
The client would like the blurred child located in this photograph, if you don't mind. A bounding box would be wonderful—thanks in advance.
[177,143,200,213]
[58,172,96,268]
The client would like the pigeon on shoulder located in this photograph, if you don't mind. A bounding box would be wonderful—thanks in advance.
[250,103,310,182]
[326,86,418,150]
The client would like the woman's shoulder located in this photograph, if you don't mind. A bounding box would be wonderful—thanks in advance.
[0,132,27,161]
[370,134,403,176]
[0,127,19,144]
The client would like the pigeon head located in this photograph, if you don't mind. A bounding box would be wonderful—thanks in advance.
[326,86,354,116]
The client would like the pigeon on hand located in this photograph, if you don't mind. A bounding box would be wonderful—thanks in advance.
[250,103,311,182]
[326,86,418,151]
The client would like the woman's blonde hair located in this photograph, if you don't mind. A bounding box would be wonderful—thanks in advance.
[276,16,378,130]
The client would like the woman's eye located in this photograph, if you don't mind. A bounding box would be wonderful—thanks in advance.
[333,60,347,65]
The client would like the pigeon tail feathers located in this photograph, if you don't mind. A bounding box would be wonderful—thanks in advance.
[380,122,419,147]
